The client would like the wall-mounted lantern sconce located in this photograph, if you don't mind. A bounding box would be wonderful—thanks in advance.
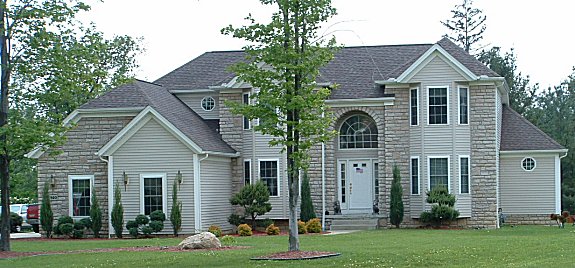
[176,170,183,185]
[123,171,129,191]
[50,175,56,188]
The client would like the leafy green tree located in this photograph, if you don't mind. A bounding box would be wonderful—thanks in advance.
[441,0,487,53]
[299,174,316,222]
[111,182,124,238]
[390,166,404,228]
[0,0,141,251]
[40,183,53,239]
[170,177,182,237]
[230,181,272,229]
[90,188,102,238]
[222,0,337,251]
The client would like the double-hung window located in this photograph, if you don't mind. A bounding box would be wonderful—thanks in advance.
[140,174,167,215]
[429,157,449,191]
[411,157,420,195]
[244,159,251,185]
[69,175,93,217]
[410,88,419,126]
[459,156,470,194]
[259,160,279,196]
[428,87,449,125]
[459,87,469,124]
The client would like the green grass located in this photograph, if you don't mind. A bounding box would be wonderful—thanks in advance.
[2,226,575,267]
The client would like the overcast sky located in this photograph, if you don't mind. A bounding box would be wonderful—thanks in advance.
[79,0,574,89]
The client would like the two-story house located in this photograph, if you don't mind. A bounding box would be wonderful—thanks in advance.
[29,38,566,235]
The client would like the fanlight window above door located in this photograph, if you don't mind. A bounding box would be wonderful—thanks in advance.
[339,114,378,149]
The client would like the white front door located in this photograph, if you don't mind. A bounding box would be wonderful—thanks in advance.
[348,160,373,210]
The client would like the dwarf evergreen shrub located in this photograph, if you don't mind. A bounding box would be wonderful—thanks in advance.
[298,220,307,234]
[300,174,316,222]
[266,224,280,235]
[111,182,124,238]
[40,183,54,238]
[306,218,322,233]
[238,223,252,236]
[208,225,222,237]
[90,188,102,238]
[390,165,404,228]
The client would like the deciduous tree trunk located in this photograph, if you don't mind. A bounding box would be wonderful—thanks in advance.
[0,1,12,251]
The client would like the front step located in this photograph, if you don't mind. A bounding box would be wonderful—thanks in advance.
[328,215,382,231]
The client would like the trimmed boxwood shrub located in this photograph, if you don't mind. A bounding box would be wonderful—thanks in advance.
[306,218,322,233]
[298,220,307,234]
[59,223,74,237]
[126,210,166,238]
[238,223,252,236]
[265,224,280,235]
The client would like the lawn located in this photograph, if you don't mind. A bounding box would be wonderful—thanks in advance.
[2,226,574,267]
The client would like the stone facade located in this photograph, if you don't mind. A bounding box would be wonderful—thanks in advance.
[469,84,498,228]
[37,116,133,233]
[218,91,244,195]
[505,214,556,226]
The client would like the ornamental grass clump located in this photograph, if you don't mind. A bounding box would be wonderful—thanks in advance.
[238,223,252,236]
[266,224,280,235]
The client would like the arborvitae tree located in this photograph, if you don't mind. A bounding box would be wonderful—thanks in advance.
[90,188,102,238]
[441,0,486,53]
[170,178,182,237]
[230,181,272,229]
[390,166,404,228]
[40,183,53,238]
[300,174,316,222]
[111,182,124,238]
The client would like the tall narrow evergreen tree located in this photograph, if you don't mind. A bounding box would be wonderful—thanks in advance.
[170,177,182,237]
[390,165,404,228]
[441,0,486,53]
[300,174,316,222]
[40,183,53,238]
[111,182,124,238]
[90,188,102,238]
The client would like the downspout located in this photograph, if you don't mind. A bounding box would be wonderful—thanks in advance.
[557,151,568,213]
[98,155,113,239]
[194,153,209,233]
[321,111,326,231]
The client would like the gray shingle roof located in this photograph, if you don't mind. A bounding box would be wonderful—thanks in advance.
[501,105,565,151]
[81,80,235,154]
[153,38,499,100]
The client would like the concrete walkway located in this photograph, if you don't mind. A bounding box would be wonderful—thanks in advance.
[323,230,359,235]
[10,232,41,239]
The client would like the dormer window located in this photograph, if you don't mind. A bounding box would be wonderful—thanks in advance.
[201,96,215,111]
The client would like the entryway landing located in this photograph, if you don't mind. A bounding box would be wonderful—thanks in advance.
[326,214,385,231]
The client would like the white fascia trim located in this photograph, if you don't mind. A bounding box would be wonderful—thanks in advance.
[555,154,561,213]
[396,45,478,83]
[500,149,568,155]
[25,147,44,159]
[139,173,168,215]
[258,158,281,197]
[169,89,216,94]
[97,106,203,156]
[202,151,240,158]
[68,175,94,219]
[193,154,201,232]
[410,156,420,195]
[427,156,451,193]
[63,107,144,126]
[326,97,395,107]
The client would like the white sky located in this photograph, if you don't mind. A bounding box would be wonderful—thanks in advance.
[79,0,575,89]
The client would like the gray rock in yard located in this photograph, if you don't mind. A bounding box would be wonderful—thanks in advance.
[178,232,221,249]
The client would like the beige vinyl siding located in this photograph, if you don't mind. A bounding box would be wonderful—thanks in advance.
[112,118,196,235]
[200,156,233,232]
[174,92,219,119]
[500,154,557,214]
[408,54,472,218]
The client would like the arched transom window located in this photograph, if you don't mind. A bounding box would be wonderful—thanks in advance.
[339,114,378,149]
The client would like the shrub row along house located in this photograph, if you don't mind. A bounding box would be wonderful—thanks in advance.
[28,38,566,235]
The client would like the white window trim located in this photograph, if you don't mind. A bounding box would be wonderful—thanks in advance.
[410,87,419,126]
[139,173,168,215]
[244,159,252,185]
[410,156,420,195]
[427,86,450,125]
[427,156,451,193]
[201,96,215,111]
[258,159,281,197]
[521,157,537,172]
[242,92,251,130]
[457,86,469,125]
[68,175,94,219]
[338,113,379,150]
[459,155,470,194]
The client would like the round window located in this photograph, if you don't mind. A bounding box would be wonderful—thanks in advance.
[521,157,536,171]
[201,96,215,111]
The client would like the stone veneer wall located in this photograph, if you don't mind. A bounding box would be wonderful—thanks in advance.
[469,84,498,228]
[383,87,412,227]
[218,91,243,195]
[505,214,556,226]
[37,116,133,234]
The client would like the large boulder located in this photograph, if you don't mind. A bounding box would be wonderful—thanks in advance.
[178,232,221,249]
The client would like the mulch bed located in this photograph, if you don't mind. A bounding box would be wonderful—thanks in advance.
[0,245,249,259]
[251,251,341,261]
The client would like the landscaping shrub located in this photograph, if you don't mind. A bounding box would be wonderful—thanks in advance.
[148,220,164,233]
[298,220,307,234]
[228,214,246,226]
[420,187,460,226]
[306,218,322,233]
[300,174,316,222]
[111,182,124,238]
[58,216,74,226]
[170,178,182,237]
[266,223,280,235]
[257,218,274,228]
[208,225,222,237]
[238,223,252,236]
[126,211,166,238]
[390,165,404,228]
[79,218,92,230]
[73,229,84,239]
[230,181,272,229]
[9,212,23,233]
[136,214,149,225]
[90,188,102,238]
[40,183,54,238]
[220,235,237,246]
[59,223,74,238]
